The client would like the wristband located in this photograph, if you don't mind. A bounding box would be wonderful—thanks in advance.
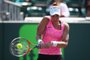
[38,39,42,44]
[51,41,66,47]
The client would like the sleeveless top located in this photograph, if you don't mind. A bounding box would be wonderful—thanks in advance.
[39,16,65,55]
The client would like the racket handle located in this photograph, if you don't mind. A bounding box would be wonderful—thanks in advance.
[35,45,41,48]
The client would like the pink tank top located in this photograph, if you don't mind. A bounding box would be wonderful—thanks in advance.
[39,16,65,55]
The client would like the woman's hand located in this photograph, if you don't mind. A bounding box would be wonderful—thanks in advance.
[38,42,52,49]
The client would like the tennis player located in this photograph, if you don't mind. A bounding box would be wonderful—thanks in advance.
[36,1,70,60]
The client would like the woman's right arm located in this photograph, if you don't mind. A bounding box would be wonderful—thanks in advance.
[36,17,49,40]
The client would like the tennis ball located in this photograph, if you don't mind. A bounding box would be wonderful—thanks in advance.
[16,43,22,49]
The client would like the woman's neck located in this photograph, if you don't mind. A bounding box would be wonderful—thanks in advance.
[52,19,60,25]
[51,20,61,30]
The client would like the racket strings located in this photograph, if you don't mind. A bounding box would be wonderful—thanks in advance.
[10,37,37,57]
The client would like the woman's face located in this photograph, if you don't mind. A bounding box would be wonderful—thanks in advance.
[51,14,60,22]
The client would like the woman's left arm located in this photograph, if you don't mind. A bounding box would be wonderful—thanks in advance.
[58,22,69,48]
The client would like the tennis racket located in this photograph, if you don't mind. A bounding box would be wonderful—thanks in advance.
[9,37,39,57]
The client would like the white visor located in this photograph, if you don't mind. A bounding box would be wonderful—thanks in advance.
[49,6,60,16]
